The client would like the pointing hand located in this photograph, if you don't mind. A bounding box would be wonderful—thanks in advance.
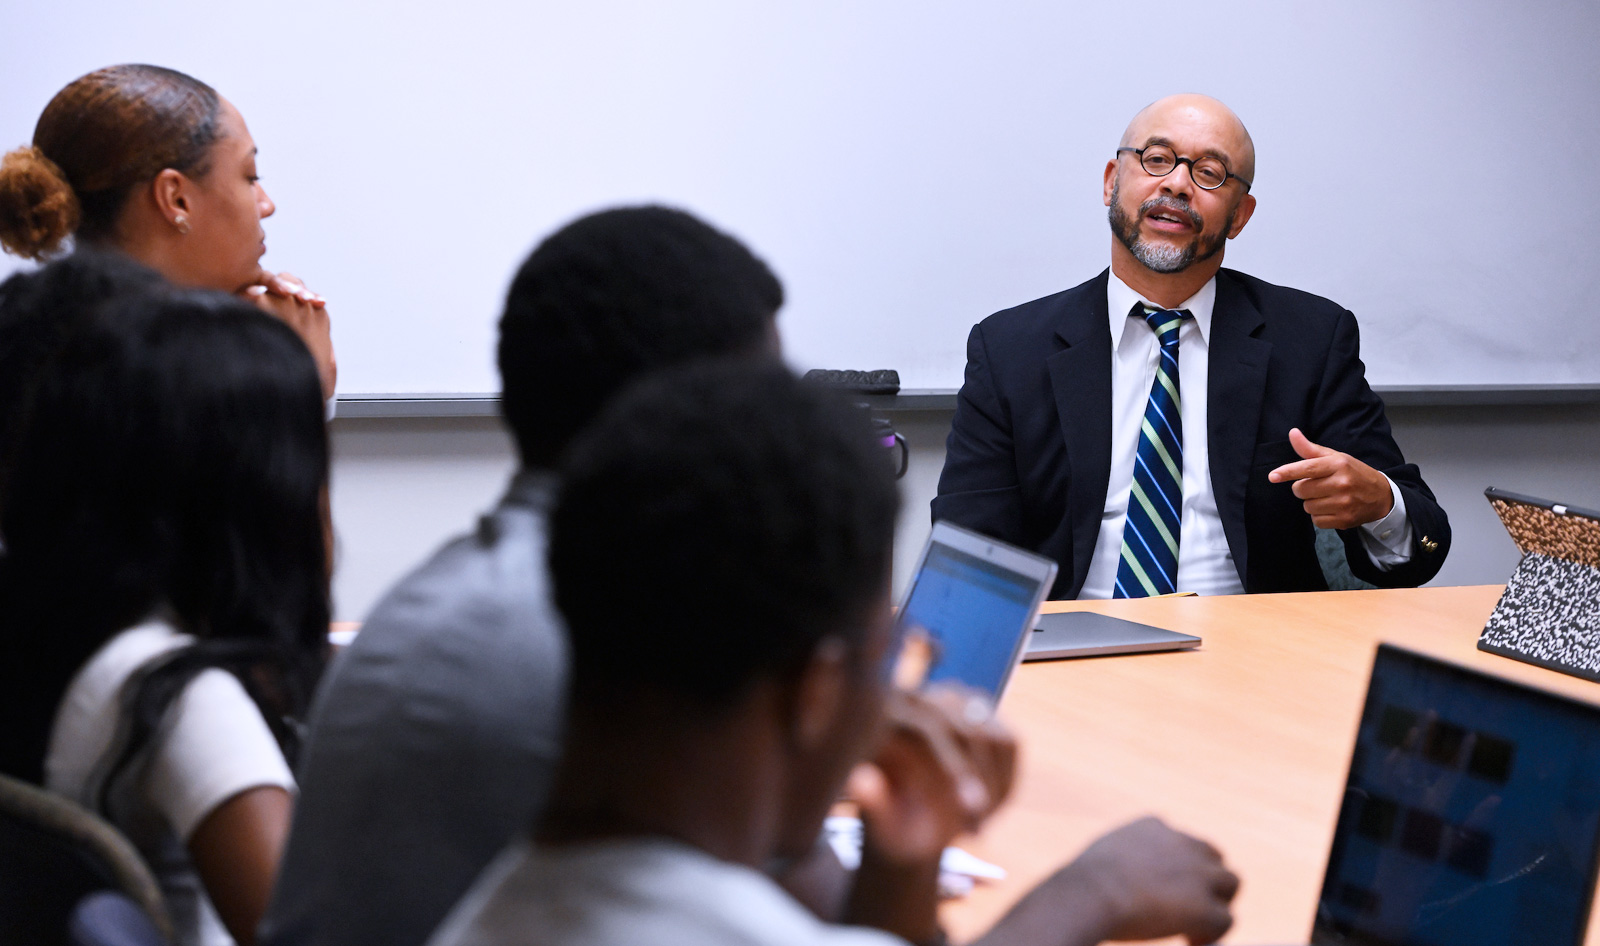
[1267,428,1393,529]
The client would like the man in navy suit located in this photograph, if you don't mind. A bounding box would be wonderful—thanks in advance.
[934,94,1449,599]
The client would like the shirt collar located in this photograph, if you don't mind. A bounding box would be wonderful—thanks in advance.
[1106,269,1216,348]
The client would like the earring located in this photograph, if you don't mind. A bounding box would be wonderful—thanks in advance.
[174,214,190,235]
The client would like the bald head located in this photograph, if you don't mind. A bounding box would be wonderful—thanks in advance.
[1121,94,1255,186]
[1103,93,1259,296]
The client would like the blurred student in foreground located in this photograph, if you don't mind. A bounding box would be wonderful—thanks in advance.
[261,206,785,946]
[429,361,1238,946]
[0,283,331,946]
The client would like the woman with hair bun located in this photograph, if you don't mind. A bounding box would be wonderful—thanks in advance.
[0,64,336,398]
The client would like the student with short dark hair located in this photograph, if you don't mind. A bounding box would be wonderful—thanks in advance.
[429,361,1239,946]
[498,204,784,469]
[501,360,900,945]
[551,362,901,714]
[0,289,331,946]
[261,205,785,946]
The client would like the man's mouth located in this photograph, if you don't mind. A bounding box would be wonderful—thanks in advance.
[1142,201,1200,233]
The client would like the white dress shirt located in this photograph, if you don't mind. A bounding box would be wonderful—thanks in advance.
[1078,272,1412,598]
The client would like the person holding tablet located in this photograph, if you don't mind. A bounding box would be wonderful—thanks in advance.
[0,281,332,946]
[430,361,1238,946]
[0,64,336,400]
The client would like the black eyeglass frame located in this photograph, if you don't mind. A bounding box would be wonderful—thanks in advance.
[1116,145,1252,192]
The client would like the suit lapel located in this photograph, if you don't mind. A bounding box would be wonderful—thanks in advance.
[1208,270,1271,586]
[1046,271,1113,597]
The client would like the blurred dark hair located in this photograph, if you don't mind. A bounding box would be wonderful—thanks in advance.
[0,65,222,259]
[0,251,170,471]
[0,291,330,784]
[498,205,783,468]
[549,361,899,709]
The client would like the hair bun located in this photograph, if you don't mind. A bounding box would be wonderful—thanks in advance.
[0,146,81,261]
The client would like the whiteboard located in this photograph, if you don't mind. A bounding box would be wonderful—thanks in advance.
[4,0,1597,394]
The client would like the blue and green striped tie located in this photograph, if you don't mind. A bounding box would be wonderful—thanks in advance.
[1114,306,1190,598]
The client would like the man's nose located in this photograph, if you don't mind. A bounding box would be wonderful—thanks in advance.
[1159,161,1196,198]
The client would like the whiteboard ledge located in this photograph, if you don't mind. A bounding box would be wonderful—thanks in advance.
[1376,384,1600,407]
[333,384,1600,418]
[334,394,500,418]
[331,389,964,418]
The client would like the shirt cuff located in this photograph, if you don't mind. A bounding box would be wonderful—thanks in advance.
[1357,477,1413,569]
[325,395,338,422]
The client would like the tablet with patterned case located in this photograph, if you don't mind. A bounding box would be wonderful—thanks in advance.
[1479,488,1600,683]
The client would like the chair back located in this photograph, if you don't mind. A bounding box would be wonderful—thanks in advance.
[0,773,172,945]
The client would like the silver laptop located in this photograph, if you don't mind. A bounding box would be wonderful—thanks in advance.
[1024,610,1200,661]
[893,521,1057,701]
[1269,644,1600,945]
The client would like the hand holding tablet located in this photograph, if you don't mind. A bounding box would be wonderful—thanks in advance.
[890,521,1058,702]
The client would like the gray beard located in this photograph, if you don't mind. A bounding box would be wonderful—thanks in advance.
[1108,181,1232,274]
[1130,240,1192,273]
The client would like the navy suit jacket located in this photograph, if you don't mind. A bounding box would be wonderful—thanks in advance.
[932,268,1450,599]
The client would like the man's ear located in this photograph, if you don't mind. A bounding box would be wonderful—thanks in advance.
[1227,192,1257,239]
[789,637,850,752]
[1102,160,1119,207]
[150,168,192,227]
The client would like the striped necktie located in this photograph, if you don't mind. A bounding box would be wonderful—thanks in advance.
[1114,306,1190,598]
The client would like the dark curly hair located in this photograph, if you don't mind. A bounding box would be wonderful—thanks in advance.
[549,361,900,708]
[498,205,783,468]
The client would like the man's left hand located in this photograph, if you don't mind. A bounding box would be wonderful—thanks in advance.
[1268,428,1393,529]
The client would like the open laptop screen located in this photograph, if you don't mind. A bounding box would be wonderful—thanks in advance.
[896,525,1053,698]
[1315,645,1600,946]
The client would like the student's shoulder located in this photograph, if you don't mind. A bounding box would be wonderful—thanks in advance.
[149,664,294,840]
[306,479,565,743]
[342,475,558,663]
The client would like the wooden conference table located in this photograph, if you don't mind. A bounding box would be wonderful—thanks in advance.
[939,585,1600,945]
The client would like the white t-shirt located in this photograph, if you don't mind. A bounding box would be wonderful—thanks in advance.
[45,617,296,946]
[429,837,908,946]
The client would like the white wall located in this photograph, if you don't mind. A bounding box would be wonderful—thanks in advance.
[329,417,516,621]
[328,406,1600,622]
[8,0,1600,393]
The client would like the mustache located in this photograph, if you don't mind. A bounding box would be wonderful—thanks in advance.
[1140,196,1203,230]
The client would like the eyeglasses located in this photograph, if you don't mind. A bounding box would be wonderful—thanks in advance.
[1116,144,1251,192]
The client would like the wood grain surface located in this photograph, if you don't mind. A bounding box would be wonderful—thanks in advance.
[940,585,1600,945]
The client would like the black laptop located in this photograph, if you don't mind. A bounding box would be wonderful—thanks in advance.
[1287,644,1600,945]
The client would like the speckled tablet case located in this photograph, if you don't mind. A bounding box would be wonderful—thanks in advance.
[1480,490,1600,683]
